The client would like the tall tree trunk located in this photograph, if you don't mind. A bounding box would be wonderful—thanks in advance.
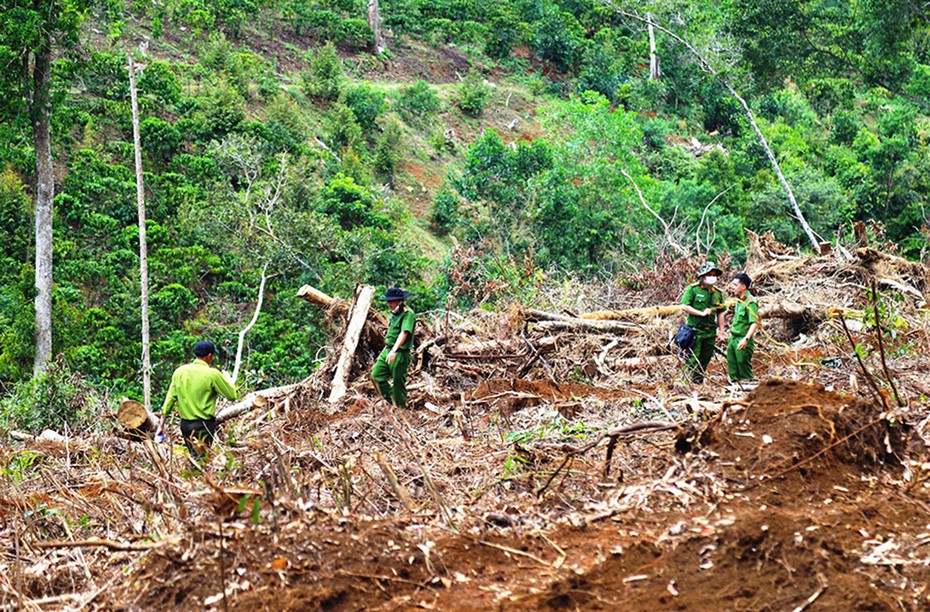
[648,13,661,80]
[614,6,822,254]
[128,54,152,411]
[368,0,385,55]
[32,35,53,376]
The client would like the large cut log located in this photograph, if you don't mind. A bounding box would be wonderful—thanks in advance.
[329,284,375,404]
[117,398,158,434]
[297,284,350,319]
[531,317,637,333]
[215,384,298,423]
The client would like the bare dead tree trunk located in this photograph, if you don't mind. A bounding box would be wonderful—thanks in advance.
[368,0,385,55]
[610,6,822,255]
[647,13,661,80]
[128,53,152,411]
[620,168,688,257]
[32,36,53,375]
[231,261,269,386]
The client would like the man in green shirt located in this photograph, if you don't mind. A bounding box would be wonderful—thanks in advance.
[156,341,239,458]
[680,261,727,384]
[727,272,761,382]
[371,287,416,409]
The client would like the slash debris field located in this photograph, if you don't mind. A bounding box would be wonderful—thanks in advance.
[4,236,930,611]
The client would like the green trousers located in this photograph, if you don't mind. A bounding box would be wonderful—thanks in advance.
[685,331,717,383]
[371,348,411,408]
[726,335,754,381]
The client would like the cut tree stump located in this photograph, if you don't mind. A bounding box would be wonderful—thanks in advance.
[117,398,158,436]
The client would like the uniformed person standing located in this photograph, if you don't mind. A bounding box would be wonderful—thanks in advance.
[680,262,727,383]
[727,272,761,382]
[371,287,416,408]
[156,340,239,458]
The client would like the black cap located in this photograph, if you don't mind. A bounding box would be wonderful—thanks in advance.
[381,287,411,301]
[194,340,216,357]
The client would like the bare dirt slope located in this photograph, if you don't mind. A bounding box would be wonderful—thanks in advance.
[3,243,930,610]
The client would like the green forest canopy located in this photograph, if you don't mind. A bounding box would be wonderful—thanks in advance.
[0,0,928,429]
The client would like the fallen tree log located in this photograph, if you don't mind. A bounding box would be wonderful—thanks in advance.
[613,355,678,369]
[531,318,637,333]
[216,384,298,423]
[297,284,345,313]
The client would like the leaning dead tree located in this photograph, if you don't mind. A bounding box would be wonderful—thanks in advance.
[608,4,823,255]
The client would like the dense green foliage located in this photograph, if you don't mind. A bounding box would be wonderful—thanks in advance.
[1,0,929,427]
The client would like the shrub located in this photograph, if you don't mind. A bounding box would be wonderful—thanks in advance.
[485,10,521,59]
[532,7,584,70]
[374,116,403,183]
[430,190,460,234]
[0,357,102,433]
[336,18,373,50]
[303,43,343,101]
[137,60,181,106]
[457,71,491,117]
[343,83,386,132]
[319,173,386,229]
[140,117,181,165]
[326,102,364,153]
[397,80,441,118]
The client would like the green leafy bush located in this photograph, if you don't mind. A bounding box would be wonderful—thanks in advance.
[0,358,102,433]
[141,117,181,165]
[343,83,386,132]
[374,116,403,182]
[336,18,373,50]
[430,189,460,234]
[303,43,343,101]
[457,70,491,117]
[397,80,441,118]
[531,6,584,70]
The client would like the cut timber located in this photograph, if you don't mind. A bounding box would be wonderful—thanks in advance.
[758,301,808,319]
[216,385,296,423]
[582,305,684,320]
[375,450,414,511]
[329,284,375,404]
[614,355,678,370]
[450,338,521,355]
[297,284,342,310]
[117,398,158,434]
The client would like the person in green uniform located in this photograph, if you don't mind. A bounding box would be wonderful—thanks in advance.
[371,287,416,409]
[680,262,727,383]
[156,341,239,458]
[727,272,761,382]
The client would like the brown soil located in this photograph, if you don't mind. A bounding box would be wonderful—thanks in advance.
[5,246,930,610]
[7,375,928,610]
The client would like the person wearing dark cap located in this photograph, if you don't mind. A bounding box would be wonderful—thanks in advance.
[680,261,727,383]
[156,340,239,458]
[371,287,416,409]
[727,272,761,382]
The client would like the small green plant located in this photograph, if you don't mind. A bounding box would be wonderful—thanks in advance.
[457,70,491,117]
[502,451,527,477]
[430,190,460,235]
[303,43,343,101]
[505,414,588,444]
[397,80,441,118]
[1,449,43,482]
